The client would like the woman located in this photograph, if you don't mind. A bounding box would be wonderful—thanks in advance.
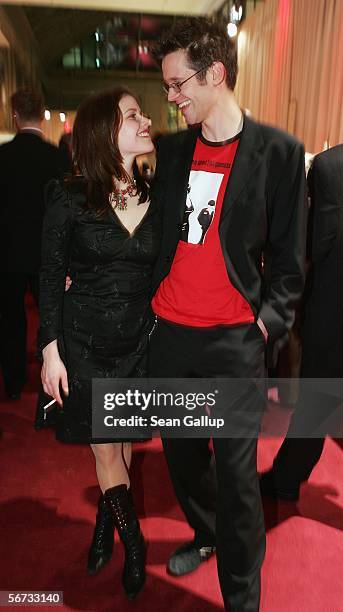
[39,88,159,599]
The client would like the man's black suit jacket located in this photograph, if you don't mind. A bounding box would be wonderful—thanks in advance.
[301,144,343,376]
[151,115,307,345]
[0,132,70,274]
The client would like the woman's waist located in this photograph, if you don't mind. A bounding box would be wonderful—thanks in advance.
[66,288,150,300]
[65,276,151,300]
[69,262,152,282]
[63,293,151,320]
[62,306,154,352]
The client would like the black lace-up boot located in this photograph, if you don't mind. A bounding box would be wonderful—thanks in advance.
[104,484,146,599]
[87,494,115,575]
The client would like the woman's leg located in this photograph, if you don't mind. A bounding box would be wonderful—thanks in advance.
[90,442,145,599]
[91,442,132,491]
[122,442,132,473]
[87,442,132,575]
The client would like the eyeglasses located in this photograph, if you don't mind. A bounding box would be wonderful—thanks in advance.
[162,67,207,96]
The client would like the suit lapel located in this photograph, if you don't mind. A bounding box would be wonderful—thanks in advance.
[220,115,265,223]
[167,127,199,224]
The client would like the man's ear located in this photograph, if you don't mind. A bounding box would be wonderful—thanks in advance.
[12,112,20,129]
[210,61,226,86]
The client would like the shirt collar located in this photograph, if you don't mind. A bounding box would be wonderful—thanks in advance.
[20,127,43,136]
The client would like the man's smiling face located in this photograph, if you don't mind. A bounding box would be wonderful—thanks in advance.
[162,49,216,126]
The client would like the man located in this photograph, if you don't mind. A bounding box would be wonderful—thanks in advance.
[149,18,307,611]
[261,143,343,502]
[0,89,70,399]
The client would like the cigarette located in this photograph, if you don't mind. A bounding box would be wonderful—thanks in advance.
[43,398,57,421]
[43,398,56,411]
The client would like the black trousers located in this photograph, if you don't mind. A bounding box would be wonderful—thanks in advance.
[148,318,266,612]
[273,387,342,489]
[0,272,39,394]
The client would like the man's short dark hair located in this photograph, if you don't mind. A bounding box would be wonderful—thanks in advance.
[152,17,238,91]
[11,88,45,122]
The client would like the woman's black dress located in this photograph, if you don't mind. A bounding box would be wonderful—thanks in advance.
[38,178,160,443]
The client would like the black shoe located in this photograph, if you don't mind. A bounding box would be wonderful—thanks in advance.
[260,470,300,502]
[104,484,146,600]
[167,541,216,576]
[87,494,115,575]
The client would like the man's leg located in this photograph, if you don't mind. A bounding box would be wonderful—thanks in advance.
[162,437,217,547]
[214,435,265,612]
[0,272,27,396]
[204,324,266,612]
[148,319,216,549]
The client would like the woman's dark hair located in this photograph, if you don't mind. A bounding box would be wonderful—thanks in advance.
[72,87,148,215]
[152,17,238,91]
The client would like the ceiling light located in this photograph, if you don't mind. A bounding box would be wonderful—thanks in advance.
[227,23,238,38]
[231,5,243,22]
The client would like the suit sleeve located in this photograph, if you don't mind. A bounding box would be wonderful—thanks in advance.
[150,140,167,215]
[150,139,167,272]
[308,156,341,264]
[38,180,73,351]
[259,142,307,341]
[0,149,4,226]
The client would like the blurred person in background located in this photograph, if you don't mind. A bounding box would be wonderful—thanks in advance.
[58,132,73,169]
[261,143,343,501]
[39,87,159,599]
[0,88,70,399]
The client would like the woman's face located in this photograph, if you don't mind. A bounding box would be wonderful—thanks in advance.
[117,95,154,161]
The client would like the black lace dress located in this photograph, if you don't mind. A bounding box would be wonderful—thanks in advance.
[38,178,160,443]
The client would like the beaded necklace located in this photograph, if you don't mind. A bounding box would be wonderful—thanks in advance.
[109,178,137,211]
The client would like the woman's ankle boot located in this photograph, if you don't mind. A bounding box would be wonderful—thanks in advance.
[87,494,115,575]
[104,484,146,599]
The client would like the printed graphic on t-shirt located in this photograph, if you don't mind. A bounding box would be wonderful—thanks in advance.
[180,170,223,245]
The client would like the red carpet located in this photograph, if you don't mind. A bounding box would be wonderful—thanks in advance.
[0,296,342,611]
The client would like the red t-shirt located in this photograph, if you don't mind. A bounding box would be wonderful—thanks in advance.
[152,134,254,327]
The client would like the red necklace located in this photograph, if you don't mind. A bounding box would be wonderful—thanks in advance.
[109,178,137,211]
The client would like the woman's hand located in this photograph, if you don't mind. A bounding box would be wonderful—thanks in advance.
[42,340,69,405]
